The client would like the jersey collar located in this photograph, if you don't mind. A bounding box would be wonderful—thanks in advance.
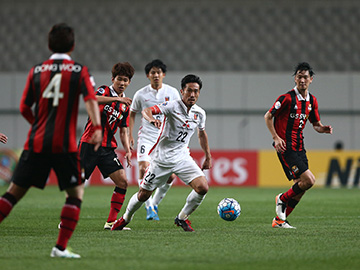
[49,53,72,60]
[109,85,125,97]
[150,84,163,92]
[294,86,310,101]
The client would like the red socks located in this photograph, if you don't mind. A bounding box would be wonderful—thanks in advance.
[280,182,304,203]
[56,197,81,251]
[0,192,17,223]
[107,187,126,223]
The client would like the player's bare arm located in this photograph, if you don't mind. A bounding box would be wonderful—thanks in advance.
[198,129,212,170]
[264,111,286,153]
[312,121,333,134]
[129,111,136,150]
[96,96,132,106]
[119,127,132,168]
[85,99,103,151]
[142,107,161,128]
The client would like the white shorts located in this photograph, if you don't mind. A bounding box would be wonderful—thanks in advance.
[136,136,156,163]
[140,156,205,191]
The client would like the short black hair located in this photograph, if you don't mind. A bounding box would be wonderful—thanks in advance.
[144,59,167,74]
[112,62,135,80]
[293,62,315,77]
[48,23,75,53]
[181,74,202,90]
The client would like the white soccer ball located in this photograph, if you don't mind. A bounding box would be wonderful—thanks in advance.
[217,198,241,221]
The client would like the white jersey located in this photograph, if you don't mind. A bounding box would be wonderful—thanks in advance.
[130,83,180,141]
[150,99,206,165]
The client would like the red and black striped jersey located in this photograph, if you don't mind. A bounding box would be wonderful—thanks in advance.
[269,87,320,151]
[80,85,129,148]
[20,54,97,153]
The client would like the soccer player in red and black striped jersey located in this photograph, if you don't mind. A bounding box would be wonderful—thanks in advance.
[0,23,102,258]
[79,62,134,230]
[264,62,332,229]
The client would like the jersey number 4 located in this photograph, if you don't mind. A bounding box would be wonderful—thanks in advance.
[42,73,64,107]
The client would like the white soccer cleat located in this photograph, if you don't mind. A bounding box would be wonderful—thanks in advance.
[275,193,287,221]
[272,218,296,229]
[50,247,81,258]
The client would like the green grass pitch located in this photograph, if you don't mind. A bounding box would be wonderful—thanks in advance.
[0,185,359,270]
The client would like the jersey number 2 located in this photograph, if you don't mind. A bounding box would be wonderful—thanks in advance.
[42,74,64,107]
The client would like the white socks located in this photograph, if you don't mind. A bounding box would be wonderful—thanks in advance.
[178,190,206,220]
[152,182,173,206]
[123,192,144,222]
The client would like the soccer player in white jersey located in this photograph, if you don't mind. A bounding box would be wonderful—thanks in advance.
[129,59,180,220]
[112,74,211,232]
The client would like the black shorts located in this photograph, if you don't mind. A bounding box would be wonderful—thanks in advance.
[277,149,309,180]
[11,150,83,191]
[79,142,124,179]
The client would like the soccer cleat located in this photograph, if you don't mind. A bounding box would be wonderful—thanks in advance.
[275,193,287,221]
[104,221,113,230]
[272,218,296,229]
[174,216,194,232]
[111,217,129,231]
[153,205,160,221]
[50,247,81,258]
[104,221,131,231]
[146,206,159,220]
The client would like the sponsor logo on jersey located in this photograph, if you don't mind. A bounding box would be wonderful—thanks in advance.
[104,105,121,118]
[292,165,299,174]
[290,113,308,120]
[97,88,105,94]
[162,102,168,106]
[275,101,281,109]
[181,120,190,129]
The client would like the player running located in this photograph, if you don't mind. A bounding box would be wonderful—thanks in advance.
[264,62,332,229]
[112,74,212,232]
[129,59,180,220]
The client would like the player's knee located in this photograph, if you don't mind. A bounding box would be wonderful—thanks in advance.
[301,175,315,190]
[137,189,152,202]
[195,181,209,195]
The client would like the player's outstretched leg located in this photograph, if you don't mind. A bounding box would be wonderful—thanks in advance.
[175,189,206,232]
[112,192,144,231]
[138,178,157,220]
